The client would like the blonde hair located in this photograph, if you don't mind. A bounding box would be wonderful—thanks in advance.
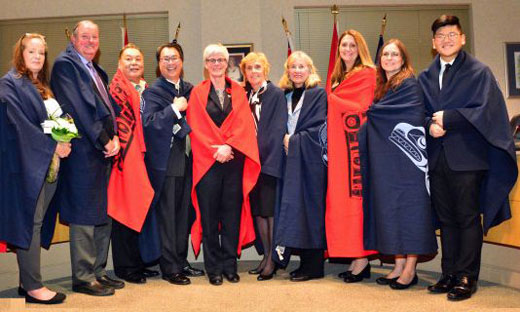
[278,51,321,90]
[202,43,229,79]
[239,52,271,83]
[330,30,375,88]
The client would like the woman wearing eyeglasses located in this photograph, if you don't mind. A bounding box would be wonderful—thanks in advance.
[187,43,260,286]
[274,51,327,282]
[0,33,69,304]
[360,39,437,289]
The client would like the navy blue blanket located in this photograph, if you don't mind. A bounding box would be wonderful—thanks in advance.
[360,78,437,255]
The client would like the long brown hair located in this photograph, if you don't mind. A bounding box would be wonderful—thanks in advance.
[373,39,414,102]
[12,33,53,99]
[330,30,374,88]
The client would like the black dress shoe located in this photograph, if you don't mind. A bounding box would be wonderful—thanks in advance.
[72,281,115,296]
[389,275,418,290]
[18,286,27,296]
[447,276,477,301]
[344,264,371,283]
[290,272,324,282]
[97,275,125,289]
[338,270,352,279]
[223,273,240,283]
[122,272,146,284]
[427,274,457,294]
[182,265,205,277]
[208,274,223,286]
[376,276,399,285]
[141,268,160,278]
[162,273,191,285]
[248,267,263,275]
[26,292,66,304]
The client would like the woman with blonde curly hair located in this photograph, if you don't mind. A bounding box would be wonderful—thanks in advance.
[325,30,377,283]
[273,51,327,282]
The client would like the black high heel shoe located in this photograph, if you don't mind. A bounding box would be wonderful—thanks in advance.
[344,263,371,283]
[376,276,399,285]
[389,274,418,290]
[257,268,277,281]
[248,267,264,275]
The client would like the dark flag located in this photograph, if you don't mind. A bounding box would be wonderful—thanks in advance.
[374,14,387,65]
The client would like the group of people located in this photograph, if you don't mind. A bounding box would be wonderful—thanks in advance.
[0,14,516,306]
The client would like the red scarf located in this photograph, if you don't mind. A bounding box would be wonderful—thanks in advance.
[187,78,260,256]
[107,69,154,232]
[326,67,378,257]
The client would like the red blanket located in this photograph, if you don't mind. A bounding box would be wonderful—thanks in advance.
[0,242,6,252]
[326,67,378,257]
[187,78,260,256]
[107,69,154,232]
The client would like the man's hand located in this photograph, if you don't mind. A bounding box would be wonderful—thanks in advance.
[173,96,188,112]
[429,123,446,138]
[56,142,72,158]
[432,111,444,129]
[283,134,291,155]
[104,135,120,158]
[211,144,234,163]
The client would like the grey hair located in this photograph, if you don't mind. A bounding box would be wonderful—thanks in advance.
[203,43,229,62]
[72,20,98,37]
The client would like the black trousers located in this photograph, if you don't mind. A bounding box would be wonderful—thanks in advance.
[157,173,191,275]
[298,248,324,277]
[196,154,245,275]
[111,220,144,277]
[430,151,485,280]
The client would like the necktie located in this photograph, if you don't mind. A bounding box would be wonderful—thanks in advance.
[86,62,117,131]
[441,63,452,89]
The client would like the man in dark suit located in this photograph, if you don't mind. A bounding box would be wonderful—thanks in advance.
[419,15,517,301]
[50,20,125,296]
[141,42,204,286]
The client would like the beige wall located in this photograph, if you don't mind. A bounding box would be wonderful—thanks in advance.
[1,0,520,289]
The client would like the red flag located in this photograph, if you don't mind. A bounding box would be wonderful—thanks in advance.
[121,14,129,48]
[107,69,154,232]
[287,42,292,57]
[325,21,339,94]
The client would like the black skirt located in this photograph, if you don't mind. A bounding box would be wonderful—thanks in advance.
[250,173,277,217]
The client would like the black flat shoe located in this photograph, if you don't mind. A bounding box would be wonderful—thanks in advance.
[162,273,191,285]
[257,271,275,281]
[338,270,352,279]
[290,272,323,282]
[248,267,263,275]
[25,292,66,304]
[18,286,26,296]
[96,275,125,289]
[182,265,205,277]
[389,275,418,290]
[141,268,160,278]
[223,273,240,283]
[428,274,457,294]
[289,268,302,278]
[208,274,223,286]
[376,276,399,285]
[344,264,371,283]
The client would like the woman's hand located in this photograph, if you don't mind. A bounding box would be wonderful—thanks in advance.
[173,96,188,112]
[211,144,234,163]
[56,142,71,158]
[104,135,121,158]
[283,134,291,155]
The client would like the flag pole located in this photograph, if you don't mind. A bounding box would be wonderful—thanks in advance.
[374,13,387,64]
[174,22,181,42]
[380,13,387,37]
[282,16,294,55]
[326,5,339,93]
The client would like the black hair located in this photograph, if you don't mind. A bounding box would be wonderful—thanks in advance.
[431,15,463,35]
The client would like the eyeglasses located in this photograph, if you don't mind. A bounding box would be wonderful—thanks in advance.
[161,56,180,63]
[434,32,461,41]
[206,58,227,64]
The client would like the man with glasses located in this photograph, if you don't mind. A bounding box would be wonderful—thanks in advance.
[419,15,517,301]
[50,20,124,296]
[141,41,204,286]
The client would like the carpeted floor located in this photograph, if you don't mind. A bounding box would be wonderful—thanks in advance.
[1,261,520,312]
